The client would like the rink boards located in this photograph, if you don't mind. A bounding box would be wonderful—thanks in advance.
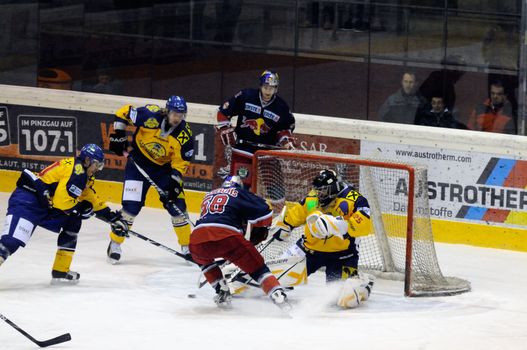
[0,84,526,251]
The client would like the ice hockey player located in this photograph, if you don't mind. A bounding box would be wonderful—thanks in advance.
[189,175,291,311]
[215,70,296,189]
[0,144,128,283]
[270,169,375,308]
[107,95,194,263]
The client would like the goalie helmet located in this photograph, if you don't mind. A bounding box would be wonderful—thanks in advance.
[222,175,244,189]
[259,70,279,87]
[79,143,105,170]
[312,169,344,207]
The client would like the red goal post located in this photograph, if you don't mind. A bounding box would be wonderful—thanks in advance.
[251,150,471,297]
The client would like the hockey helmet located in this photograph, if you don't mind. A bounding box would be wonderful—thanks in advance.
[259,70,279,87]
[166,95,187,113]
[79,143,105,170]
[222,175,244,189]
[312,169,344,207]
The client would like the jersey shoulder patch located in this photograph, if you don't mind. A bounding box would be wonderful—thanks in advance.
[174,122,192,145]
[145,104,161,113]
[342,186,361,201]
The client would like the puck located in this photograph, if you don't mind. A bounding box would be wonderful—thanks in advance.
[187,294,196,298]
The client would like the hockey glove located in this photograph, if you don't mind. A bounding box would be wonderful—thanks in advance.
[216,125,237,147]
[249,226,269,245]
[71,201,94,220]
[109,129,128,156]
[108,210,129,237]
[270,221,292,242]
[94,208,128,237]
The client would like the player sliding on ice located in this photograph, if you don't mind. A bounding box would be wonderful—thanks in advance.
[0,144,128,283]
[270,169,375,308]
[107,95,194,263]
[189,175,291,311]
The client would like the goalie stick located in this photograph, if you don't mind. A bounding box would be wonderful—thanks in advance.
[127,156,195,227]
[0,313,71,348]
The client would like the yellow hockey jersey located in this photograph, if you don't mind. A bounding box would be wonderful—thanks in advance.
[38,157,107,213]
[115,104,194,175]
[282,186,372,253]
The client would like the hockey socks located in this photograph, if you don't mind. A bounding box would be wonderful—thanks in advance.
[51,249,79,284]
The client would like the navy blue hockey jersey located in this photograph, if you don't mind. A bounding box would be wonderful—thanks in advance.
[195,186,273,234]
[219,88,295,153]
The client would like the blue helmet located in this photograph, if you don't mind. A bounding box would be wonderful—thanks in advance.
[166,95,187,113]
[79,143,104,170]
[222,175,243,189]
[259,70,279,87]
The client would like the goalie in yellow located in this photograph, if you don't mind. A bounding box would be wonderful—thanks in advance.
[270,169,375,308]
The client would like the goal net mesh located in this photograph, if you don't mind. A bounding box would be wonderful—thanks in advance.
[253,150,470,296]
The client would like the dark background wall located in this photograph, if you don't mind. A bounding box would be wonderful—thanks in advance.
[0,0,522,131]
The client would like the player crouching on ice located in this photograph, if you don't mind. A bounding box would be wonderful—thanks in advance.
[0,144,128,284]
[270,169,375,308]
[189,175,291,311]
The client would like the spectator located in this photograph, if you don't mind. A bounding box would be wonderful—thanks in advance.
[467,82,516,134]
[81,67,123,95]
[378,72,426,124]
[419,54,466,111]
[415,96,467,129]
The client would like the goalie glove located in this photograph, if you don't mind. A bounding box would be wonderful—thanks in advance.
[306,211,348,239]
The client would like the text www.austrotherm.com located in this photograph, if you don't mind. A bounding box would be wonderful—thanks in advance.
[395,149,472,163]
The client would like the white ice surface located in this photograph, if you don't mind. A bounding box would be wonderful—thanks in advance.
[1,192,526,349]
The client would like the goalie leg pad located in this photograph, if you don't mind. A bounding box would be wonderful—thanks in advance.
[336,273,375,309]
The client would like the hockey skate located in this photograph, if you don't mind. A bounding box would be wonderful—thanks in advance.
[51,270,80,285]
[107,241,122,264]
[0,243,10,265]
[270,288,292,312]
[213,279,232,309]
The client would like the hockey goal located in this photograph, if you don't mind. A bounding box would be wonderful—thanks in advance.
[252,150,471,297]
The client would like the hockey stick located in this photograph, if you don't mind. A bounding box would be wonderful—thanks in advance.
[127,156,195,227]
[236,139,285,150]
[0,313,71,348]
[95,215,195,263]
[222,237,278,287]
[197,223,258,289]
